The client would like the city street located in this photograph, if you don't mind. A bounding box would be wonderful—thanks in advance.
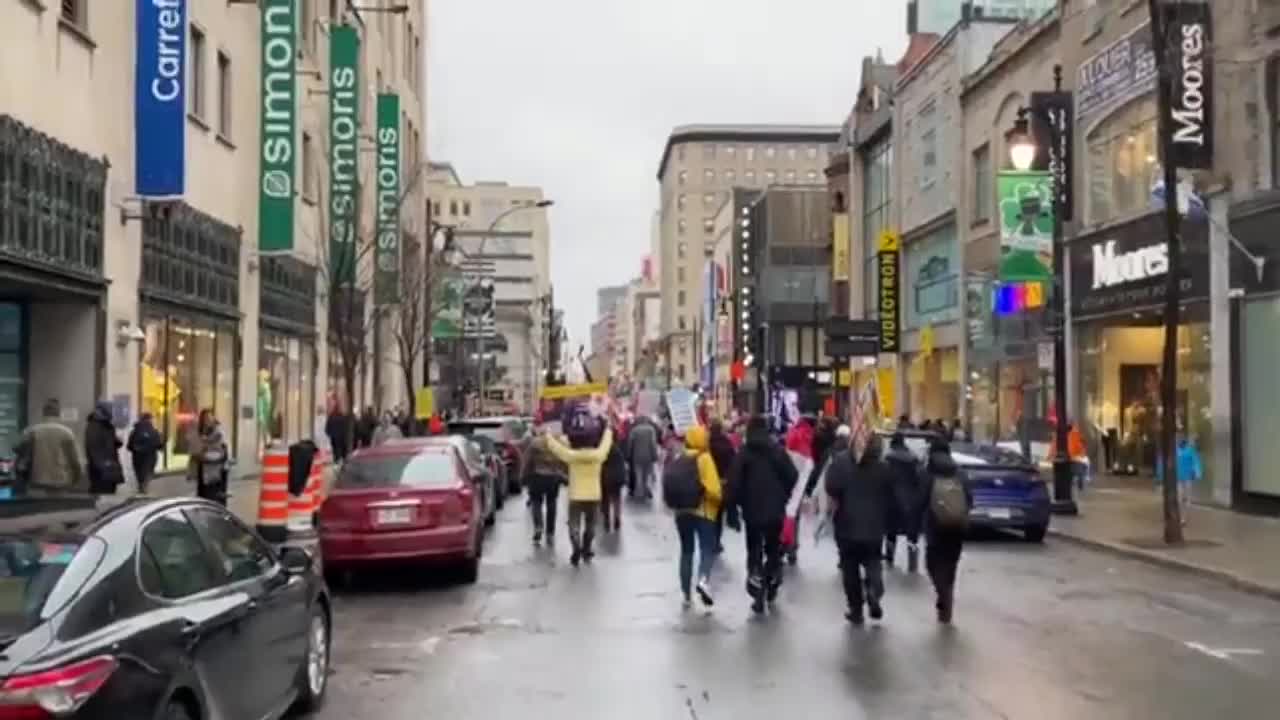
[303,498,1280,719]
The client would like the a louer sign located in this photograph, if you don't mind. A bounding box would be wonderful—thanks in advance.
[1163,1,1213,170]
[329,25,360,285]
[259,0,296,253]
[375,93,401,305]
[1091,239,1169,289]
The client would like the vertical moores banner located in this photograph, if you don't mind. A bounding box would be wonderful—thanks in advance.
[135,0,187,196]
[1162,0,1213,170]
[375,93,401,304]
[328,25,360,285]
[259,0,297,252]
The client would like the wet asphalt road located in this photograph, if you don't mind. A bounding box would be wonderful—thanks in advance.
[303,497,1280,719]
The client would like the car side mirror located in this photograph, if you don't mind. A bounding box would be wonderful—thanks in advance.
[280,546,314,575]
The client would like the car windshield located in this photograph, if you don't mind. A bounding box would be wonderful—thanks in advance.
[0,536,105,637]
[952,442,1032,467]
[469,435,497,454]
[336,452,460,490]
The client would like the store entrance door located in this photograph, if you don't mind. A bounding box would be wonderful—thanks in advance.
[0,302,26,452]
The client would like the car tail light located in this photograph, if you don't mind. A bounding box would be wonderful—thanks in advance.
[318,499,356,531]
[0,655,118,718]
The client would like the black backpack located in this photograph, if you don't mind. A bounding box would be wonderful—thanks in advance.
[662,454,704,510]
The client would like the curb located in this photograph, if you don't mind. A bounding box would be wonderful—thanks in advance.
[1048,527,1280,603]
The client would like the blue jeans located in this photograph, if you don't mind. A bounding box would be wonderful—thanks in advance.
[675,514,717,597]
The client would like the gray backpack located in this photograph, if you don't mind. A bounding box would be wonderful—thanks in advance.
[930,475,970,530]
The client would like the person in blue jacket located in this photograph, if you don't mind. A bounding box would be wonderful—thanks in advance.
[1155,432,1203,525]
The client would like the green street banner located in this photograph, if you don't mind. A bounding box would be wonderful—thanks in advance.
[997,171,1053,282]
[258,0,296,253]
[328,25,360,284]
[374,93,401,304]
[431,270,464,339]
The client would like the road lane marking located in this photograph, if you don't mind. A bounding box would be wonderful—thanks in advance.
[1185,642,1264,660]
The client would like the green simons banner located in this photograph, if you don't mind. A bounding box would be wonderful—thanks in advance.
[258,0,296,253]
[997,171,1053,282]
[374,93,401,305]
[328,25,360,285]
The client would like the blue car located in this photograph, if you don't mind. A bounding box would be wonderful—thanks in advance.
[882,431,1051,542]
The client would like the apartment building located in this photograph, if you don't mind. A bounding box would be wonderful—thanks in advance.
[1,1,427,472]
[427,169,552,412]
[654,124,840,386]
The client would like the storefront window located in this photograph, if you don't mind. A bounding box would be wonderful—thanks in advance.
[903,348,960,423]
[140,314,237,472]
[258,330,315,454]
[1086,98,1158,226]
[1239,297,1280,498]
[1075,305,1213,498]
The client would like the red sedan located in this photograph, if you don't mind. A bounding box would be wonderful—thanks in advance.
[318,440,485,582]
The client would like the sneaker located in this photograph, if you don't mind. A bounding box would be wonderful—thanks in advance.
[532,532,542,546]
[582,549,595,564]
[570,549,581,567]
[868,603,883,621]
[845,610,864,626]
[695,578,715,607]
[681,596,693,611]
[750,598,766,615]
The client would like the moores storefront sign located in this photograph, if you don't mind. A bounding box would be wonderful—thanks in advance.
[135,0,187,196]
[1070,212,1208,319]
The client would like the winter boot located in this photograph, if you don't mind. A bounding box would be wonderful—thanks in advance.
[883,538,897,568]
[906,543,919,574]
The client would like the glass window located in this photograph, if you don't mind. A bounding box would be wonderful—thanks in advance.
[787,147,798,161]
[215,326,235,439]
[806,170,819,182]
[785,170,797,184]
[746,147,757,162]
[140,511,220,599]
[703,144,716,161]
[677,194,687,210]
[258,331,308,453]
[463,201,471,216]
[189,24,206,118]
[0,538,103,633]
[677,241,688,259]
[301,343,315,438]
[677,219,687,235]
[677,266,686,283]
[216,51,232,138]
[677,145,685,161]
[807,146,819,160]
[678,316,687,331]
[765,169,777,184]
[678,290,686,306]
[338,451,461,489]
[725,169,736,184]
[744,169,756,184]
[784,326,800,365]
[286,337,302,444]
[703,169,715,184]
[972,143,992,222]
[1087,100,1158,225]
[725,145,736,158]
[703,218,715,233]
[764,146,776,159]
[141,316,222,473]
[703,192,715,207]
[186,508,275,583]
[678,170,687,185]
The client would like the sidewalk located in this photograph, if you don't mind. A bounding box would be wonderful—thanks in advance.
[1049,483,1280,601]
[127,469,262,523]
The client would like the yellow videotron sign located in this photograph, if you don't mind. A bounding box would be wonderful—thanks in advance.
[832,214,850,282]
[877,230,900,354]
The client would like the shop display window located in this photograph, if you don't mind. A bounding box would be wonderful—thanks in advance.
[258,330,315,455]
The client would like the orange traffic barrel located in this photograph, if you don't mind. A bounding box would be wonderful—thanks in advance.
[256,447,290,543]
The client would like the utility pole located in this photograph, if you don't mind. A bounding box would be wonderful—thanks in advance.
[1148,0,1185,542]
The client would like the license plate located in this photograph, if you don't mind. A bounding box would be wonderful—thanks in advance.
[986,507,1012,520]
[375,508,413,525]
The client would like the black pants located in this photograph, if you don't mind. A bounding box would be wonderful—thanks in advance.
[926,531,965,608]
[567,500,598,554]
[601,485,622,529]
[837,541,884,613]
[528,482,559,540]
[744,519,783,595]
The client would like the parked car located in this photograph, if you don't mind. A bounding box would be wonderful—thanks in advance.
[450,418,527,495]
[319,440,485,582]
[0,494,331,719]
[882,430,1051,542]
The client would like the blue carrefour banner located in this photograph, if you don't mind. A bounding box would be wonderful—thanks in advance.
[135,0,187,196]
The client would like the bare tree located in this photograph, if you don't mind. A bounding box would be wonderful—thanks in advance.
[389,234,446,409]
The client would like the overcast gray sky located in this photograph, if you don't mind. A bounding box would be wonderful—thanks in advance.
[426,0,908,344]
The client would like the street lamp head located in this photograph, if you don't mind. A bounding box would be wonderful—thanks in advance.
[1006,109,1036,172]
[534,200,554,208]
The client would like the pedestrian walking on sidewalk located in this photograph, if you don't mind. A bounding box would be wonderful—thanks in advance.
[190,409,230,506]
[884,433,928,572]
[521,426,568,546]
[825,433,893,625]
[600,427,628,532]
[707,419,738,554]
[724,415,797,614]
[127,412,164,494]
[546,414,613,566]
[85,402,124,496]
[922,439,972,624]
[662,425,723,610]
[626,415,659,500]
[13,399,86,495]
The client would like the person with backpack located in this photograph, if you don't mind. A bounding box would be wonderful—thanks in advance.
[707,419,737,554]
[546,413,614,567]
[521,426,569,547]
[825,433,894,625]
[662,425,723,610]
[884,433,928,572]
[723,415,797,614]
[600,427,628,532]
[921,439,973,624]
[626,415,660,500]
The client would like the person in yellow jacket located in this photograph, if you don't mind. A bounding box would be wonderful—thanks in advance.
[674,425,723,609]
[547,424,613,566]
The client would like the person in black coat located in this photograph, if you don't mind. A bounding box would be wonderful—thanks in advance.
[724,415,797,613]
[825,433,894,625]
[922,439,974,624]
[84,401,124,496]
[707,420,737,553]
[126,413,164,494]
[883,433,928,572]
[599,434,628,532]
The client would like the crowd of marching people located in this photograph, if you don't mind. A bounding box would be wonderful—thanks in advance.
[518,402,974,626]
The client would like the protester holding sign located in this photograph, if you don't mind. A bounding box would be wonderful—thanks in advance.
[546,407,613,567]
